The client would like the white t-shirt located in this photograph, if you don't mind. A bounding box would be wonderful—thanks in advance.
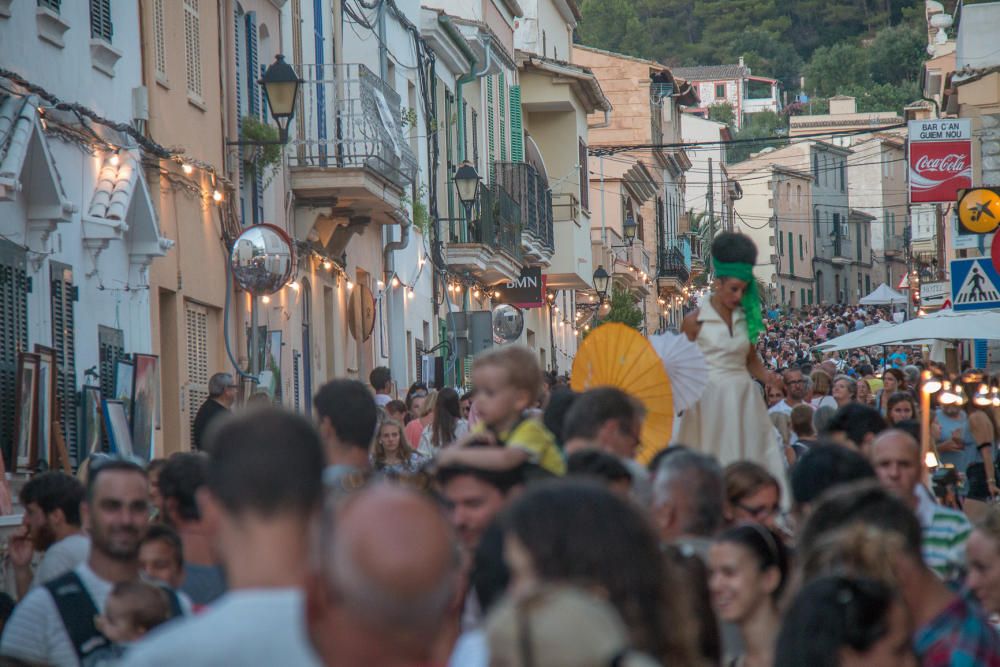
[122,588,322,667]
[374,393,392,408]
[768,400,796,416]
[1,562,113,667]
[32,534,91,590]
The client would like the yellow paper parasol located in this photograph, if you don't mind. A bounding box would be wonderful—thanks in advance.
[570,323,674,464]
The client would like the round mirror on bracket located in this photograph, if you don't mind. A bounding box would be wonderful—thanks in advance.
[230,224,296,296]
[492,304,524,344]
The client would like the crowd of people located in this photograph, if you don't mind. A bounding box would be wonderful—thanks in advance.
[0,231,998,666]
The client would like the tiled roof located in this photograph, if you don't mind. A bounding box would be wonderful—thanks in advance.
[0,93,38,179]
[671,65,749,81]
[89,151,139,221]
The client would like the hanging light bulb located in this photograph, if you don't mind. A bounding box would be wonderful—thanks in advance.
[407,287,415,299]
[288,280,300,292]
[391,276,400,288]
[261,295,271,304]
[493,290,501,299]
[938,381,960,405]
[991,387,1000,408]
[921,371,942,395]
[346,280,355,290]
[322,259,333,271]
[584,324,590,331]
[473,288,480,298]
[182,163,194,175]
[109,149,120,167]
[974,384,992,407]
[212,189,223,203]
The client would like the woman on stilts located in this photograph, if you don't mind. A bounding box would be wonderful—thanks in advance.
[677,232,788,486]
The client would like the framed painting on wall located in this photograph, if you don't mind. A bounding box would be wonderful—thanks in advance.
[34,345,56,467]
[102,399,133,458]
[80,385,102,459]
[130,354,159,462]
[114,359,134,426]
[14,353,39,472]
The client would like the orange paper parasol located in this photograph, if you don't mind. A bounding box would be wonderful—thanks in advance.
[571,323,674,464]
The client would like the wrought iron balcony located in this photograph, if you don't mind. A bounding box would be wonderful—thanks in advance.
[658,235,690,284]
[444,183,523,284]
[290,63,416,190]
[493,162,553,263]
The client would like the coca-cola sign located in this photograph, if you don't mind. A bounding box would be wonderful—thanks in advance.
[909,119,973,204]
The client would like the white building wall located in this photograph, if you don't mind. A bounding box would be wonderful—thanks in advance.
[0,2,159,395]
[681,114,728,219]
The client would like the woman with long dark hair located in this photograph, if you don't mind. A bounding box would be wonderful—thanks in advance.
[418,388,468,456]
[708,524,789,667]
[775,575,915,667]
[876,368,905,416]
[501,479,701,667]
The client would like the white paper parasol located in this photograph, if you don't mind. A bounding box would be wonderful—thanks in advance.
[648,332,708,413]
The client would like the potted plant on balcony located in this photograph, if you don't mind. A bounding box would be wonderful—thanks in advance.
[239,116,283,187]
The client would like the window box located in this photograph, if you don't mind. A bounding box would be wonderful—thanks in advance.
[36,6,70,48]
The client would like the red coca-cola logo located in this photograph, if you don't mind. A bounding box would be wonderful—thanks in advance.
[915,153,968,174]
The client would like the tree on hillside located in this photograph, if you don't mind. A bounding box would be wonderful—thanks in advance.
[576,0,649,57]
[867,20,926,85]
[802,42,869,98]
[726,111,788,164]
[727,29,805,92]
[708,103,735,127]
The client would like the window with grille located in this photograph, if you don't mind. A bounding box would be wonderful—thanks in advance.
[38,0,61,13]
[50,264,77,466]
[185,302,209,449]
[90,0,113,42]
[0,241,28,470]
[152,0,166,78]
[184,0,203,99]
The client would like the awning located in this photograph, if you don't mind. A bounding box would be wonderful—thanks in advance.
[859,282,908,305]
[0,93,75,223]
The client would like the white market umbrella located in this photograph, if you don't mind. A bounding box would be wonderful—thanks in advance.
[846,308,1000,345]
[859,283,909,305]
[648,332,708,413]
[812,320,898,352]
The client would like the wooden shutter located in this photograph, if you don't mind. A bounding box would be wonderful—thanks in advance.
[185,302,209,449]
[499,73,507,163]
[578,139,589,210]
[415,339,424,384]
[0,241,28,469]
[98,326,124,402]
[37,0,62,13]
[89,0,113,42]
[509,85,523,163]
[50,264,77,465]
[184,0,203,98]
[152,0,167,78]
[472,109,479,170]
[245,11,264,225]
[234,5,247,226]
[486,77,495,179]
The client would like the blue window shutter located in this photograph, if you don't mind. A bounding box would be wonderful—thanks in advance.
[234,5,246,226]
[246,12,259,118]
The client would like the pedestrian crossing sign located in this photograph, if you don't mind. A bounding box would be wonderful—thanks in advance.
[951,258,1000,311]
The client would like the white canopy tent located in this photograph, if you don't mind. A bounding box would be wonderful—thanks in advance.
[813,321,898,352]
[859,283,909,305]
[842,308,1000,345]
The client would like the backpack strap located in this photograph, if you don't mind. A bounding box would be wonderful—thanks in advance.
[45,571,109,660]
[159,584,184,618]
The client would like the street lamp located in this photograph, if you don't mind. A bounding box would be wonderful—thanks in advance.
[261,55,301,144]
[593,265,610,301]
[622,215,638,245]
[454,161,481,211]
[228,54,301,146]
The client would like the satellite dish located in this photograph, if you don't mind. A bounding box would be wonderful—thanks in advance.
[492,304,524,344]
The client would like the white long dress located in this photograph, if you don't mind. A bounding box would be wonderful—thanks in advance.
[675,299,788,484]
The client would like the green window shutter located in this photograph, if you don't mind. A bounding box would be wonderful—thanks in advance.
[487,76,496,177]
[510,85,523,162]
[499,72,507,162]
[799,234,803,260]
[800,288,805,305]
[788,232,794,273]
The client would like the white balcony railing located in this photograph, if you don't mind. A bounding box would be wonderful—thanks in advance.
[290,63,416,190]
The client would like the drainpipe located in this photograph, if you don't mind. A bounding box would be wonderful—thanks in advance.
[456,30,493,163]
[588,109,611,129]
[383,208,411,278]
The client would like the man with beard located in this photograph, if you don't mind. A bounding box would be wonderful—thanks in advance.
[1,460,185,666]
[9,473,88,599]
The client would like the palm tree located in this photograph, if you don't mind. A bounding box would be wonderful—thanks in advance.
[688,209,719,273]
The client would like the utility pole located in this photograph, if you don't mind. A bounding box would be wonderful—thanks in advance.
[707,157,715,250]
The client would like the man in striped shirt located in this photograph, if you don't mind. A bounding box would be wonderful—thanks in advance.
[871,429,971,581]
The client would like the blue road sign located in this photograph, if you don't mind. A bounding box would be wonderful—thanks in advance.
[951,257,1000,311]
